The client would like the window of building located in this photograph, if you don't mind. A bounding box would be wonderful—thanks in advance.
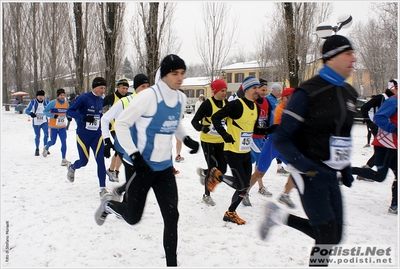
[227,73,232,83]
[184,89,195,98]
[249,72,256,77]
[234,73,244,83]
[196,89,204,97]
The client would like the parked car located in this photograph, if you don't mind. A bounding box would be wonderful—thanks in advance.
[354,98,367,122]
[185,104,194,114]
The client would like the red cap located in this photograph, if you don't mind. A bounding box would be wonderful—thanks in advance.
[282,88,295,98]
[211,79,227,95]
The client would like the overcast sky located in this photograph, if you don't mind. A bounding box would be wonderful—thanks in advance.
[125,2,374,66]
[172,1,374,65]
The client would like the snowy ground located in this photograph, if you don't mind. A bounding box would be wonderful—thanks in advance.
[1,107,398,268]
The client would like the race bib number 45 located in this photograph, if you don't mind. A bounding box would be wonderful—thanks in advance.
[239,131,253,151]
[323,136,352,170]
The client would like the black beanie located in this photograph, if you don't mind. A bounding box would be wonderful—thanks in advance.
[92,77,106,89]
[116,78,129,87]
[36,90,45,96]
[259,79,268,87]
[57,88,65,96]
[322,35,354,63]
[133,74,150,89]
[160,54,186,78]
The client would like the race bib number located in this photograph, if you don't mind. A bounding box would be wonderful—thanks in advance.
[33,113,45,125]
[258,117,267,128]
[239,131,253,151]
[209,120,227,136]
[56,116,67,127]
[323,136,352,170]
[150,133,173,162]
[85,115,100,131]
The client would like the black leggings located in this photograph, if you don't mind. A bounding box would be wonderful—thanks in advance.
[224,151,252,212]
[352,146,397,182]
[108,166,179,266]
[288,215,342,266]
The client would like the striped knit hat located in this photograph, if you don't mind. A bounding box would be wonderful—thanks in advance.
[322,35,354,63]
[242,76,261,92]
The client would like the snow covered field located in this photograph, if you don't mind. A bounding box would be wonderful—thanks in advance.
[1,107,398,268]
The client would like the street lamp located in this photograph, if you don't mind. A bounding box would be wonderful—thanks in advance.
[221,70,226,79]
[316,13,352,38]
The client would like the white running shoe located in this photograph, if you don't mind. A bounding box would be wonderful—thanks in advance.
[259,202,280,240]
[66,163,75,182]
[106,169,119,182]
[241,193,252,206]
[202,194,216,206]
[61,158,70,166]
[94,193,113,226]
[175,155,185,162]
[278,194,295,209]
[258,186,273,197]
[42,146,49,157]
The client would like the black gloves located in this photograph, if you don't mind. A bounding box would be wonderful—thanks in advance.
[130,152,152,176]
[183,136,199,154]
[30,112,36,118]
[103,138,114,158]
[265,124,278,135]
[340,166,354,188]
[54,115,59,119]
[67,117,72,122]
[367,121,378,136]
[83,115,95,123]
[201,125,210,134]
[222,133,235,144]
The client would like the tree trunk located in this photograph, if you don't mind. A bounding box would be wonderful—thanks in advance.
[2,6,8,104]
[15,4,24,93]
[284,2,299,87]
[32,3,39,92]
[146,2,160,85]
[73,3,85,95]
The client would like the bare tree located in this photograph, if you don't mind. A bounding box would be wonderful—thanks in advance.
[258,3,332,86]
[349,2,397,96]
[283,3,298,87]
[99,2,125,94]
[185,63,207,77]
[372,2,398,42]
[29,3,40,92]
[8,3,25,93]
[2,5,9,104]
[128,2,178,84]
[195,2,237,82]
[85,3,104,91]
[72,3,86,95]
[351,19,398,95]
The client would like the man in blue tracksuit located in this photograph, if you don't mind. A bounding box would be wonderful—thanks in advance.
[66,77,107,197]
[25,90,50,156]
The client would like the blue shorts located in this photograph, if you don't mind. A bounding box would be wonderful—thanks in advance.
[251,137,265,164]
[257,134,286,172]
